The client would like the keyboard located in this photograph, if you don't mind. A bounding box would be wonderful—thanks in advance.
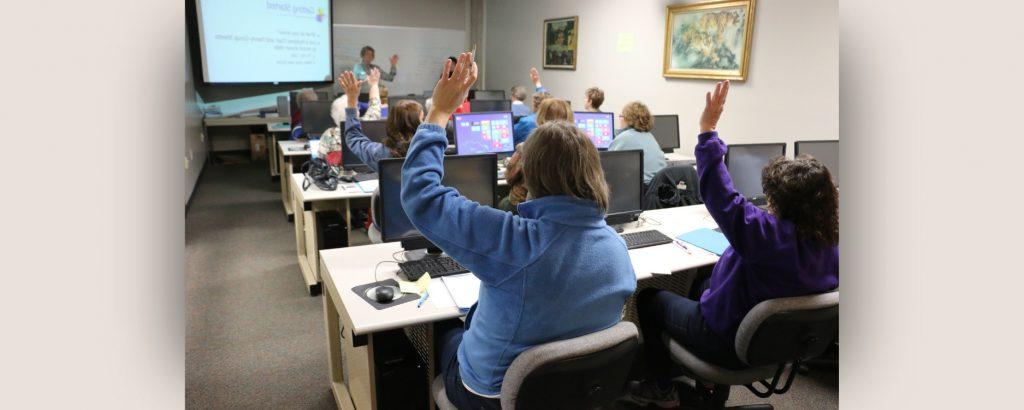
[621,230,674,250]
[398,256,469,281]
[354,172,378,182]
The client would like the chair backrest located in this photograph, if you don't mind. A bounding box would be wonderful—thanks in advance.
[735,291,839,367]
[500,321,639,410]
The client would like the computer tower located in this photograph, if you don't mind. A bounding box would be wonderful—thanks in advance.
[316,211,348,250]
[373,328,430,409]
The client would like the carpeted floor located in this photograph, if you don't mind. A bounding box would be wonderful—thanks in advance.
[185,162,837,409]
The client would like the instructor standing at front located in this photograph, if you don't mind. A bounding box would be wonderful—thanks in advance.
[353,45,398,92]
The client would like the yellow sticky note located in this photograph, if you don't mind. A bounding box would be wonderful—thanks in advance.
[397,274,432,295]
[616,32,635,54]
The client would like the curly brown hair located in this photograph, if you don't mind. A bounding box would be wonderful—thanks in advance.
[621,101,653,132]
[761,155,839,246]
[384,99,423,157]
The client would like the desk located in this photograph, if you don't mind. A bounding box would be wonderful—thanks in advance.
[267,122,293,179]
[291,173,374,295]
[278,140,311,220]
[203,116,290,165]
[319,205,720,409]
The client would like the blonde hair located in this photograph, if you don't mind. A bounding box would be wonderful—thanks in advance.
[536,99,574,125]
[531,91,552,112]
[522,121,609,211]
[621,100,653,132]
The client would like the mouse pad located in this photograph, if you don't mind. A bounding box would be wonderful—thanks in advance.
[351,279,419,310]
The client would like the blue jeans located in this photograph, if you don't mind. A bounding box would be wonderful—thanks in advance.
[637,283,746,385]
[434,318,501,409]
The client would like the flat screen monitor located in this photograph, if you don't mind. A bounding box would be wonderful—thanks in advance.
[795,140,839,186]
[470,99,513,113]
[301,101,334,138]
[378,154,498,247]
[600,150,644,225]
[341,120,387,171]
[725,143,786,201]
[651,115,681,152]
[574,112,616,149]
[472,90,506,100]
[453,112,515,155]
[193,0,333,84]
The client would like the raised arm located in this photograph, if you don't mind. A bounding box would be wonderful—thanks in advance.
[339,71,388,172]
[529,67,547,93]
[380,54,398,81]
[694,80,778,260]
[401,53,547,285]
[363,68,382,120]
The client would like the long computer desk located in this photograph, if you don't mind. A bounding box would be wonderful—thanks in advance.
[290,173,374,295]
[279,140,311,220]
[319,204,720,409]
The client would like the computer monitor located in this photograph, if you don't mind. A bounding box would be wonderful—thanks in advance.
[574,112,616,149]
[795,140,839,186]
[470,99,513,113]
[340,120,388,172]
[453,112,515,155]
[300,101,334,138]
[651,115,681,153]
[377,154,499,253]
[600,150,644,226]
[471,90,506,100]
[725,143,786,203]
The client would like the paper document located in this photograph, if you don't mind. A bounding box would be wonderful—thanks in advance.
[441,274,481,309]
[428,279,456,309]
[676,228,730,256]
[356,180,379,193]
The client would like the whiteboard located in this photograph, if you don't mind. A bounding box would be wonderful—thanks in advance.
[333,24,468,96]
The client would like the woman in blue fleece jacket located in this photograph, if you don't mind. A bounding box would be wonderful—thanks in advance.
[401,53,636,408]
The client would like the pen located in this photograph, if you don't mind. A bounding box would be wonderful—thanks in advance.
[674,240,693,255]
[416,291,430,308]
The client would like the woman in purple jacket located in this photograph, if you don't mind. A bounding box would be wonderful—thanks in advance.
[629,80,840,407]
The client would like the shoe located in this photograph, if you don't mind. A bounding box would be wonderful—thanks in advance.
[623,379,679,408]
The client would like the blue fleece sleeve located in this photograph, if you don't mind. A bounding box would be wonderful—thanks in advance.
[344,107,389,173]
[400,124,546,285]
[695,131,779,260]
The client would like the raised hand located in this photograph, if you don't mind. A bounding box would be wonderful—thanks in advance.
[338,71,363,108]
[426,52,478,127]
[367,67,381,86]
[700,80,729,133]
[529,67,541,88]
[389,54,399,66]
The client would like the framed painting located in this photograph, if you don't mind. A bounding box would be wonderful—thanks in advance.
[663,0,756,80]
[543,16,578,70]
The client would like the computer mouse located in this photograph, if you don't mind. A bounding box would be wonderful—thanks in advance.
[338,174,355,183]
[374,286,395,304]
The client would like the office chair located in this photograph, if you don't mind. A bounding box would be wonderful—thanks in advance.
[663,291,838,409]
[433,321,640,409]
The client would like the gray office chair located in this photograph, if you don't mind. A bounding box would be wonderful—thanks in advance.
[664,291,838,409]
[433,321,639,409]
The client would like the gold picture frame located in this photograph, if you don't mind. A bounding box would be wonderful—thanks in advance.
[543,16,578,70]
[662,0,756,80]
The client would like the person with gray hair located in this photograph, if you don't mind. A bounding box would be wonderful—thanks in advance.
[510,85,529,116]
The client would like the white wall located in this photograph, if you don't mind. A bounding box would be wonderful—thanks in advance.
[186,33,206,205]
[484,0,838,153]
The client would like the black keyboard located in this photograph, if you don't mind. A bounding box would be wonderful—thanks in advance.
[621,230,674,250]
[354,172,378,182]
[398,256,469,281]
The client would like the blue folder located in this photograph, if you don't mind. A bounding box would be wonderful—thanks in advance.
[676,228,730,256]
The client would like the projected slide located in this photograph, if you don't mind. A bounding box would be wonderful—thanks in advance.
[196,0,332,83]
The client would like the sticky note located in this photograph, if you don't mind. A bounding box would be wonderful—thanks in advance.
[616,32,635,54]
[398,273,432,295]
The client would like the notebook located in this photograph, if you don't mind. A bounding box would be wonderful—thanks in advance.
[676,228,730,256]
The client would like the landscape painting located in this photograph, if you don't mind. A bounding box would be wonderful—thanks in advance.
[663,0,756,80]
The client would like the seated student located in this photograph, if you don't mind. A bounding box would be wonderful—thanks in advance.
[584,87,605,112]
[627,81,840,407]
[401,53,636,409]
[289,89,319,140]
[379,85,390,118]
[512,67,552,145]
[509,85,530,116]
[609,101,667,187]
[319,68,383,172]
[497,99,573,213]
